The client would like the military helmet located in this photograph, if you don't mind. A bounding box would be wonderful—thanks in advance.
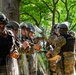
[52,24,58,29]
[27,23,35,33]
[20,22,28,29]
[0,12,8,25]
[52,24,59,31]
[57,21,70,31]
[57,23,68,31]
[6,21,19,29]
[57,22,69,34]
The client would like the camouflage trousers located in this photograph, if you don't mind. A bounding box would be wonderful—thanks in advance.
[0,65,7,75]
[50,52,75,75]
[26,55,34,75]
[61,52,75,75]
[50,61,62,75]
[48,55,61,75]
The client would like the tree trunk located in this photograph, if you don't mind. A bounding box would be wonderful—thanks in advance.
[0,0,21,23]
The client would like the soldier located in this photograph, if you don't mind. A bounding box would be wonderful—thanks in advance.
[26,23,41,53]
[26,23,41,75]
[6,21,31,75]
[47,22,75,75]
[46,24,61,75]
[0,12,30,75]
[46,24,59,50]
[68,30,76,73]
[19,22,34,54]
[19,23,41,75]
[19,22,30,75]
[6,21,21,75]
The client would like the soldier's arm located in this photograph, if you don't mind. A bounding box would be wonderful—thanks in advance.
[46,35,57,48]
[51,36,66,56]
[11,41,31,58]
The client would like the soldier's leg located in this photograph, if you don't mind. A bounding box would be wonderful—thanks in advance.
[50,62,58,75]
[63,57,75,75]
[49,59,62,75]
[27,55,34,75]
[56,61,62,75]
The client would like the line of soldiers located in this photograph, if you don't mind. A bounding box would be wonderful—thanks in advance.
[6,21,42,75]
[0,12,76,75]
[0,12,43,75]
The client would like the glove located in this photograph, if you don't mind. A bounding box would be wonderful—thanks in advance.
[22,41,30,50]
[48,55,61,63]
[11,50,19,59]
[34,43,41,51]
[46,51,51,57]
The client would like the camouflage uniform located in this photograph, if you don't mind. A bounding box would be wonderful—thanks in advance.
[46,24,61,75]
[19,23,35,75]
[51,22,75,75]
[47,36,66,75]
[6,21,30,75]
[68,30,76,75]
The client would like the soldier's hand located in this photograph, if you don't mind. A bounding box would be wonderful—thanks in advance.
[34,44,41,51]
[46,51,51,57]
[11,50,19,59]
[22,41,30,49]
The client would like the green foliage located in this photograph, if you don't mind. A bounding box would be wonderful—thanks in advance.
[37,52,50,75]
[20,0,76,33]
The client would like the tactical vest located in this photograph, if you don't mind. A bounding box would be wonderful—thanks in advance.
[61,34,75,52]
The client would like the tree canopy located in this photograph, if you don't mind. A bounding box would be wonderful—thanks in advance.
[20,0,76,33]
